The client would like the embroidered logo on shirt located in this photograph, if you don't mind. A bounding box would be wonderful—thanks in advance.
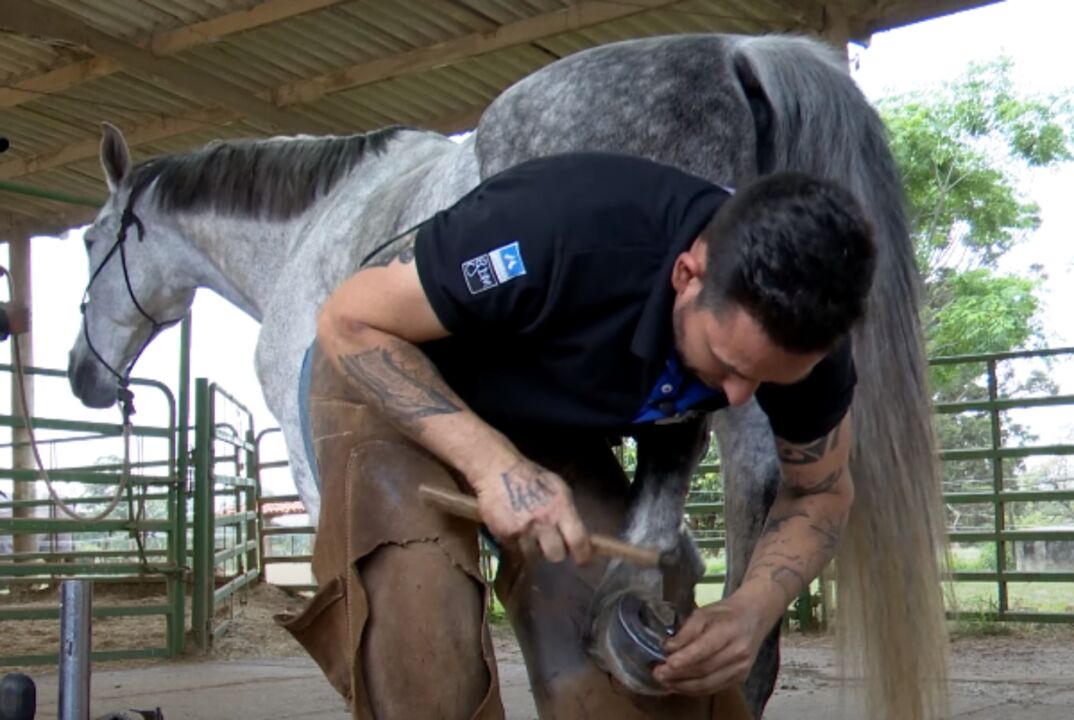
[461,241,527,295]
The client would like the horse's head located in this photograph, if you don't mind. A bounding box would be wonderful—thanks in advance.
[68,123,194,408]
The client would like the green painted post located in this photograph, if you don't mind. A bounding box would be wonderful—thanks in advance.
[246,427,262,581]
[0,179,102,207]
[191,378,213,651]
[169,312,192,656]
[987,359,1008,616]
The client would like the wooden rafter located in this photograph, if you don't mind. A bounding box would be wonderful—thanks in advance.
[270,0,684,106]
[0,0,682,181]
[0,0,326,134]
[0,107,241,181]
[855,0,1001,33]
[0,204,96,239]
[0,0,349,109]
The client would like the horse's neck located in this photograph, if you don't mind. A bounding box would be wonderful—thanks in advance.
[172,214,300,320]
[158,130,476,322]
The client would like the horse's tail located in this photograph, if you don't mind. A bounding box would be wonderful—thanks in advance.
[732,35,951,720]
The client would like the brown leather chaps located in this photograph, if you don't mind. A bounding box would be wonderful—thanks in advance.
[277,349,718,719]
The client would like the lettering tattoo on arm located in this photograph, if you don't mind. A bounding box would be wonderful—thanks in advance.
[338,346,460,433]
[501,465,555,513]
[361,231,416,269]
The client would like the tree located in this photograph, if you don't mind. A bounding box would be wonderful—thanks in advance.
[878,57,1069,372]
[876,58,1072,531]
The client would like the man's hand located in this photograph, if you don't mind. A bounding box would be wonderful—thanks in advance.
[651,416,854,696]
[474,458,592,565]
[652,595,766,695]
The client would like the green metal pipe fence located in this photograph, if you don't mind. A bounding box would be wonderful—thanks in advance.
[933,346,1074,623]
[190,379,262,650]
[246,346,1074,627]
[0,365,184,666]
[3,345,1072,671]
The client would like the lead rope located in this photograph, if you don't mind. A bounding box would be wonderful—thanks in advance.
[4,266,133,522]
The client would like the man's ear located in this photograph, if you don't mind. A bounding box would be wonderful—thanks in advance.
[671,238,707,293]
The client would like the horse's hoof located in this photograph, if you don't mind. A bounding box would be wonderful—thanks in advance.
[589,592,680,696]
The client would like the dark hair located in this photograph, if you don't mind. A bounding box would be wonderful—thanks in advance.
[699,172,877,354]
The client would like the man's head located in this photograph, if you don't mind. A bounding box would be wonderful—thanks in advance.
[671,172,876,404]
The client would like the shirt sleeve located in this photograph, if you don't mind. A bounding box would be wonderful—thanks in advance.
[754,338,857,444]
[413,182,558,337]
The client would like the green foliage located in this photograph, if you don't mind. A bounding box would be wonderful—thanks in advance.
[878,57,1072,537]
[877,57,1071,372]
[925,270,1041,361]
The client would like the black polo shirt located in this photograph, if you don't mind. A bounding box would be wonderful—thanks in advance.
[414,152,855,443]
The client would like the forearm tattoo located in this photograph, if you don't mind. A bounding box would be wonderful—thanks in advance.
[501,464,555,513]
[761,510,808,537]
[361,230,416,268]
[789,467,844,497]
[810,516,847,556]
[339,346,460,432]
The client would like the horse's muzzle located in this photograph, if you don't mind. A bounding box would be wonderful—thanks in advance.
[67,352,117,409]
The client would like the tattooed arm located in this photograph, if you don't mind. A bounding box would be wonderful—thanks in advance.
[656,413,853,695]
[317,232,591,564]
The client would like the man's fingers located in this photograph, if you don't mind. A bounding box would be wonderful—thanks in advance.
[517,534,540,560]
[558,509,592,565]
[663,610,711,653]
[535,525,567,563]
[658,642,735,682]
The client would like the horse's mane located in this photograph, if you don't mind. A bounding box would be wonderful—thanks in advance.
[128,126,410,221]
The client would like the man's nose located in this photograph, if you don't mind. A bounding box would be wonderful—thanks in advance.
[723,377,760,406]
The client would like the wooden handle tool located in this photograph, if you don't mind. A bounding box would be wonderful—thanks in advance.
[418,484,661,568]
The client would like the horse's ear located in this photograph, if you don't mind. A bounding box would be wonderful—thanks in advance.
[100,122,130,192]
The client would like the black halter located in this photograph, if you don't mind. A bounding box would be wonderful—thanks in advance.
[80,179,183,421]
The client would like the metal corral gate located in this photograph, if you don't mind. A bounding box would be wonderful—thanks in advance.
[935,347,1074,623]
[190,379,262,650]
[1,368,264,665]
[0,365,186,665]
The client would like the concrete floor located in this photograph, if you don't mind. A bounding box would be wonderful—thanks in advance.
[23,639,1074,719]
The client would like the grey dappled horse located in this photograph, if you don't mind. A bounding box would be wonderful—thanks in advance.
[67,34,948,719]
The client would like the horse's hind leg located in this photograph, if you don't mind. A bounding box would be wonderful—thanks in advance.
[712,403,782,718]
[496,432,714,719]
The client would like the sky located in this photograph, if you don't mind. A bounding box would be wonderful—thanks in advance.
[1,0,1072,497]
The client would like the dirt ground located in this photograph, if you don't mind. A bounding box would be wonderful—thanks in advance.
[5,583,1074,718]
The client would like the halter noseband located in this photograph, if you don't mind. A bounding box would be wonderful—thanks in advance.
[80,179,183,421]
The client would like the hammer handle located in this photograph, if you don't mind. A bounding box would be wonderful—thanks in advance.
[419,484,660,568]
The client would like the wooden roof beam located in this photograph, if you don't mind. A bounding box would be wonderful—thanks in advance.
[270,0,685,106]
[0,107,240,181]
[0,0,684,179]
[856,0,1002,34]
[0,0,350,109]
[0,0,327,133]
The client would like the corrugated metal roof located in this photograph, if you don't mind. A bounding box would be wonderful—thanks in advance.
[0,0,1000,238]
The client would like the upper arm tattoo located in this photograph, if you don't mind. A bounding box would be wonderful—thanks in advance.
[777,428,839,465]
[361,230,416,269]
[777,422,848,497]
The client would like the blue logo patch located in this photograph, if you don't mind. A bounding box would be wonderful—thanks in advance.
[461,241,526,295]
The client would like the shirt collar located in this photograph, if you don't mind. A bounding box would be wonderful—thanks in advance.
[630,185,733,364]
